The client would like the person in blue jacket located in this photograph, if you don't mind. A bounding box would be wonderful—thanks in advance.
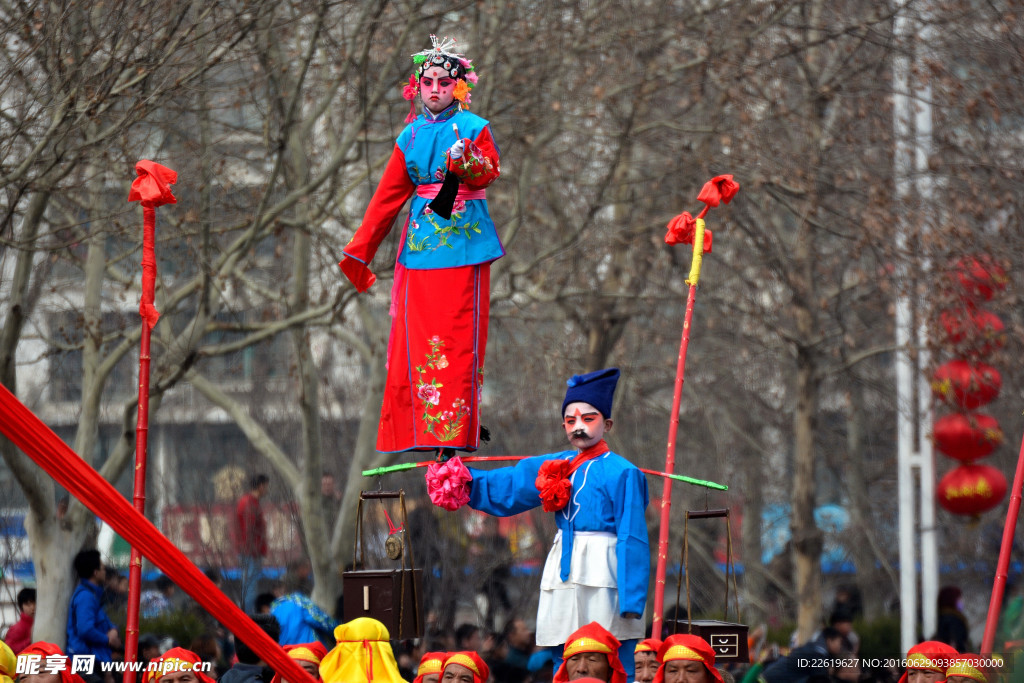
[270,588,338,647]
[67,549,120,672]
[429,368,649,680]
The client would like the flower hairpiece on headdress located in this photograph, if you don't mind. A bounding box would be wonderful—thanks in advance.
[402,34,479,121]
[412,34,465,73]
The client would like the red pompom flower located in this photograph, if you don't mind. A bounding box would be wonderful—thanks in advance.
[535,459,573,512]
[426,456,472,511]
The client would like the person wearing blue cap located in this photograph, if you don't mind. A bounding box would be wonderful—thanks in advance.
[428,368,649,682]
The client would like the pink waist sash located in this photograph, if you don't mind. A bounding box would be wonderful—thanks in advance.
[415,183,487,201]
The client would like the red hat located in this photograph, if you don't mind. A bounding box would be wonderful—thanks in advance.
[143,647,216,683]
[443,652,489,683]
[270,643,329,683]
[635,639,663,659]
[897,641,960,683]
[414,652,448,683]
[553,622,627,683]
[18,643,87,683]
[653,635,723,683]
[946,654,988,683]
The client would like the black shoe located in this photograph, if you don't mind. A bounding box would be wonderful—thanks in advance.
[480,425,491,443]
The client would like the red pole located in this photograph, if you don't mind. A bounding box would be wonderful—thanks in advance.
[123,161,174,675]
[652,209,709,638]
[980,429,1024,656]
[124,203,156,682]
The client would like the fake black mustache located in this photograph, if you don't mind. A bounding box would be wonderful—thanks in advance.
[570,429,589,439]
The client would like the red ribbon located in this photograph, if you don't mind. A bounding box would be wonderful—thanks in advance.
[128,160,177,329]
[383,508,403,534]
[535,440,610,512]
[363,640,374,681]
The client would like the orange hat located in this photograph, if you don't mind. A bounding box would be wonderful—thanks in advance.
[271,643,329,683]
[19,643,86,683]
[143,646,216,683]
[414,652,448,683]
[653,635,723,683]
[946,655,988,683]
[442,652,490,683]
[635,639,663,658]
[898,641,960,683]
[553,622,627,683]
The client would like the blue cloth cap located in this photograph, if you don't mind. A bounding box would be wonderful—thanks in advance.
[561,367,620,419]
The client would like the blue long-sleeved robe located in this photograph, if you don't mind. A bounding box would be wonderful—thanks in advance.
[468,450,650,619]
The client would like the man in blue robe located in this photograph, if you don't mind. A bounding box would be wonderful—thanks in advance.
[439,368,649,680]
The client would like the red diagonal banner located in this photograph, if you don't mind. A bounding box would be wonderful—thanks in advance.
[0,383,316,683]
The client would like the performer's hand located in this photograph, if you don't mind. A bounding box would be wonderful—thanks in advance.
[449,139,466,159]
[623,612,641,620]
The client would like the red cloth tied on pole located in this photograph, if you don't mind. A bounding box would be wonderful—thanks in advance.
[696,174,740,211]
[664,212,712,252]
[128,160,177,329]
[0,384,317,683]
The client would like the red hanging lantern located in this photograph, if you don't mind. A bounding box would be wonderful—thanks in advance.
[954,254,1009,301]
[932,360,1002,410]
[936,463,1007,516]
[932,412,1003,462]
[938,308,1006,355]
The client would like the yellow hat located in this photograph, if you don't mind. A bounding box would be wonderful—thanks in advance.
[946,655,987,683]
[0,641,16,683]
[320,618,405,683]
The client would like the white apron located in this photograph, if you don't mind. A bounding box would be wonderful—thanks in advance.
[535,530,646,646]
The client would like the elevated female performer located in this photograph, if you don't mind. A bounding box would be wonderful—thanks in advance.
[339,35,502,455]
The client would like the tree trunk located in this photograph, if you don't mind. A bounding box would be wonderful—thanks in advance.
[791,350,823,643]
[332,338,388,569]
[741,459,767,626]
[846,385,895,620]
[25,514,83,643]
[285,122,335,610]
[0,189,69,644]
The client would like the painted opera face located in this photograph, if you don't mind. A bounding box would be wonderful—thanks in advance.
[420,65,457,114]
[563,401,612,450]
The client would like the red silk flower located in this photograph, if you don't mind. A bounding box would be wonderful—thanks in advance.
[535,459,573,512]
[402,74,418,101]
[128,160,177,207]
[697,174,740,209]
[664,211,712,252]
